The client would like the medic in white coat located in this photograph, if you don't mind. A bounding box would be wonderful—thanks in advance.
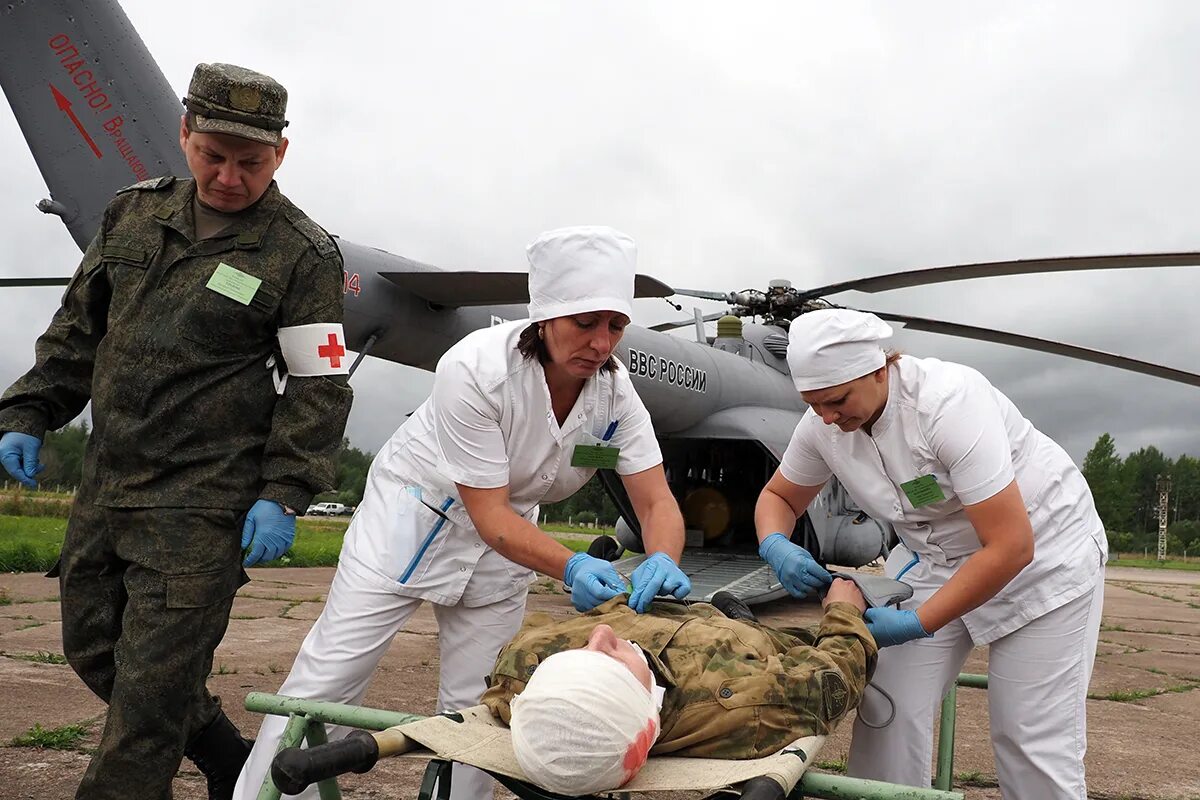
[754,309,1106,800]
[235,226,691,800]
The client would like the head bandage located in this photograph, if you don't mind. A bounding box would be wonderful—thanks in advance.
[787,309,894,391]
[526,226,636,323]
[510,648,659,795]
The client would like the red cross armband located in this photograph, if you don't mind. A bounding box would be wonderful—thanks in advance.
[278,323,350,377]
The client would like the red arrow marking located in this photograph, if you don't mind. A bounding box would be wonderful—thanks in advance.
[50,83,101,159]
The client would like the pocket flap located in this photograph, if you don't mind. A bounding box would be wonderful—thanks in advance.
[101,237,151,267]
[166,566,245,609]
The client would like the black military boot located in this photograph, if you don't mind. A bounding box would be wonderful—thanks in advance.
[712,590,758,623]
[184,710,253,800]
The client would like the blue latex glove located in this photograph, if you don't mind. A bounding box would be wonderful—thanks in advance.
[0,432,45,489]
[758,532,832,598]
[241,499,296,567]
[863,607,933,648]
[629,552,691,613]
[564,552,629,612]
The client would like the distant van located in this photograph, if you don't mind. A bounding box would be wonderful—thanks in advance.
[305,502,348,517]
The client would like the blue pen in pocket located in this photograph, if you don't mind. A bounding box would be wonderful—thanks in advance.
[602,420,619,442]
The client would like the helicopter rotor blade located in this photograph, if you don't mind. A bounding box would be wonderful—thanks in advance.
[800,252,1200,300]
[861,309,1200,388]
[672,287,734,302]
[0,277,71,288]
[647,311,727,332]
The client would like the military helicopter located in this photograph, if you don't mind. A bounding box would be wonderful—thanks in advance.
[3,0,1199,604]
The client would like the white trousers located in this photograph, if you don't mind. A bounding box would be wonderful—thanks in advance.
[233,560,528,800]
[846,574,1104,799]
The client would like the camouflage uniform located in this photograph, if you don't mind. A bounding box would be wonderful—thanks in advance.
[483,596,876,759]
[0,67,352,800]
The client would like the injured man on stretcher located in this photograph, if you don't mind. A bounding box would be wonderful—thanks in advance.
[480,578,877,796]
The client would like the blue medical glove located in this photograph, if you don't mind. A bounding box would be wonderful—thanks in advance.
[241,500,296,567]
[758,532,832,599]
[0,432,45,489]
[863,607,933,648]
[629,552,692,613]
[564,552,629,612]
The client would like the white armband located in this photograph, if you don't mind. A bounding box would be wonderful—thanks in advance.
[277,323,350,376]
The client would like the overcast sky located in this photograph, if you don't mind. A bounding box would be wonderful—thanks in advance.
[2,1,1198,464]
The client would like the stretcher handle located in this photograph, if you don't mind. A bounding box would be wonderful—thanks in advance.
[739,775,786,800]
[271,729,396,794]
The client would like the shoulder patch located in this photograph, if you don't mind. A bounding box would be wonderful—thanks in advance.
[820,671,850,721]
[116,175,175,194]
[287,211,338,259]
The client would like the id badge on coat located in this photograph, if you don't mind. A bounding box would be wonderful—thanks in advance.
[571,431,620,470]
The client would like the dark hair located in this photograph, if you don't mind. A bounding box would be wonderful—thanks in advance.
[516,321,618,372]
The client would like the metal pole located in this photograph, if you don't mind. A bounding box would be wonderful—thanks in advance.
[256,712,311,800]
[933,684,957,791]
[1157,474,1171,562]
[304,721,343,800]
[796,773,963,799]
[931,674,987,792]
[246,692,425,730]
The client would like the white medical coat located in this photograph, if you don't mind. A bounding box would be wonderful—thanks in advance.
[340,321,663,608]
[780,356,1106,643]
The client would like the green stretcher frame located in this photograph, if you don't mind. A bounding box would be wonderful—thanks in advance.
[245,673,987,800]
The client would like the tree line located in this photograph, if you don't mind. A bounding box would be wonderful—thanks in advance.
[23,422,618,522]
[1081,433,1200,556]
[24,425,1197,553]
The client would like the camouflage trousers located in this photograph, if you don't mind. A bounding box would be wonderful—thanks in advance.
[57,495,247,800]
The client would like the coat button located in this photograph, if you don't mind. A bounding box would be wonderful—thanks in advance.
[526,665,536,676]
[719,687,733,699]
[541,474,549,481]
[459,566,467,572]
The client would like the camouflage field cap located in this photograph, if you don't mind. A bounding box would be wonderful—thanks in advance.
[183,63,288,146]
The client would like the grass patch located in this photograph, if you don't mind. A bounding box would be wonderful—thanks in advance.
[11,722,89,750]
[0,514,606,570]
[955,771,998,788]
[16,621,45,631]
[7,650,68,665]
[0,587,9,605]
[814,759,846,773]
[1110,557,1200,572]
[1089,684,1196,702]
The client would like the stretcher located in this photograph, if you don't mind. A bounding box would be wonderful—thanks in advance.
[244,675,989,800]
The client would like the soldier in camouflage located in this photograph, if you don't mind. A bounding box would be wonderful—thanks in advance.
[483,578,876,760]
[0,63,352,800]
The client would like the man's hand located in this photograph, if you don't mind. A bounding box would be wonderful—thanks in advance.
[241,499,297,567]
[0,432,45,489]
[863,607,933,647]
[564,552,629,612]
[629,552,691,613]
[758,532,832,598]
[822,577,867,613]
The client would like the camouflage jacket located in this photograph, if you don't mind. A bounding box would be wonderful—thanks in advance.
[482,597,876,759]
[0,177,352,512]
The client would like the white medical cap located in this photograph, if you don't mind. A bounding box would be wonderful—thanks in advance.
[787,309,894,391]
[510,649,659,795]
[526,226,637,323]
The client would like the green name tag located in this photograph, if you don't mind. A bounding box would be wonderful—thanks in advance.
[206,262,261,305]
[571,444,620,469]
[900,475,946,508]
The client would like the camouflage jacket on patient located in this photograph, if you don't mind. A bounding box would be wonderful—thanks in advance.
[482,596,876,759]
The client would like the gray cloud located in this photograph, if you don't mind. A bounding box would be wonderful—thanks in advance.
[2,1,1198,463]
